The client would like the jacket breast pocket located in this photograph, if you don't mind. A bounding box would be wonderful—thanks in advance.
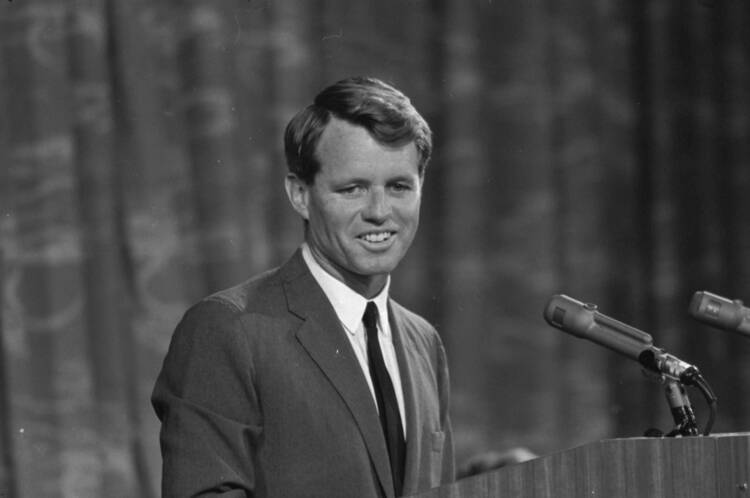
[429,430,445,486]
[431,430,445,452]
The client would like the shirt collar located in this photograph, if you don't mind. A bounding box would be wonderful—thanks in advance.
[301,243,391,336]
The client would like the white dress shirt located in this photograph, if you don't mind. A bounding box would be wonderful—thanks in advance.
[301,243,406,435]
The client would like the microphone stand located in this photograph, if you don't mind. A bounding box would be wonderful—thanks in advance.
[641,369,717,437]
[639,348,717,437]
[663,380,699,437]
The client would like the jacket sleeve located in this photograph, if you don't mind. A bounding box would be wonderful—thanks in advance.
[151,299,261,497]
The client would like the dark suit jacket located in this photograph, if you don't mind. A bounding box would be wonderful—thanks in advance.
[152,250,455,497]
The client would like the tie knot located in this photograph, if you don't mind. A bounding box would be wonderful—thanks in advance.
[363,301,379,333]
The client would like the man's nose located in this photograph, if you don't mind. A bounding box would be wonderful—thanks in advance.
[363,188,390,221]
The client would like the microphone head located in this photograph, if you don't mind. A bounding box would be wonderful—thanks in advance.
[543,294,596,339]
[689,290,750,337]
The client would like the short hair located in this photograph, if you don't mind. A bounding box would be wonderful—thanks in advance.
[284,76,432,184]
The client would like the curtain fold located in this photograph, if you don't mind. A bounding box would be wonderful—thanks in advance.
[68,1,140,495]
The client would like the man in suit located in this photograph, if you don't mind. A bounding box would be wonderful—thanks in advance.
[152,76,455,497]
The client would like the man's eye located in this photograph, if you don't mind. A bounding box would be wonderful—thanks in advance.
[338,185,364,195]
[391,183,412,192]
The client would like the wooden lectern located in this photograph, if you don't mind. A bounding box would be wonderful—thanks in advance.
[411,433,750,498]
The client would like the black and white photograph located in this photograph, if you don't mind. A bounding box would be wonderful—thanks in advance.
[1,1,749,497]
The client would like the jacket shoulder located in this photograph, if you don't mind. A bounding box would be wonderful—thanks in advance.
[203,266,287,316]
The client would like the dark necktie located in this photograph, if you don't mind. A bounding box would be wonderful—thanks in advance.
[363,301,406,496]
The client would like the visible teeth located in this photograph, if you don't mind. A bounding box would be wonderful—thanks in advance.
[362,232,391,243]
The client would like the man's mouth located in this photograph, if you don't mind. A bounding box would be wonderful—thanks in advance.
[359,231,395,243]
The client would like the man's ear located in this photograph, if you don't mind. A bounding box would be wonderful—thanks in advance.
[285,173,310,220]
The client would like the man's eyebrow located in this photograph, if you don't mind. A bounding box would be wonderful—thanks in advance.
[330,175,417,185]
[333,176,370,185]
[387,175,417,183]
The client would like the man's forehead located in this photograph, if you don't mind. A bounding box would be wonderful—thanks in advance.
[318,117,372,145]
[318,119,416,157]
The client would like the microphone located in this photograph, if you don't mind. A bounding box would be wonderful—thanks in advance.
[543,294,699,383]
[543,294,653,361]
[688,290,750,338]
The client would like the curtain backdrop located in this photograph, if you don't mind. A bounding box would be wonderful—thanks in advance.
[1,0,749,496]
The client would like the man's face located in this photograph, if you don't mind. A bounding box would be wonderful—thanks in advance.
[287,118,422,296]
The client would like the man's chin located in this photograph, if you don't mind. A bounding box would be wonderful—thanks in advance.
[350,259,399,278]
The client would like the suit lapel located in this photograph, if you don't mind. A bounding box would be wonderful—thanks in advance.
[389,302,422,496]
[281,251,395,498]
